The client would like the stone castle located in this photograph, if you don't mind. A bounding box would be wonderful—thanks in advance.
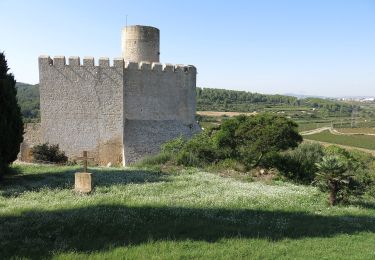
[22,25,200,165]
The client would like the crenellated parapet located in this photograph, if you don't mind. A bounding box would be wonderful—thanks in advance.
[125,61,196,73]
[35,25,199,167]
[38,56,196,73]
[38,55,125,68]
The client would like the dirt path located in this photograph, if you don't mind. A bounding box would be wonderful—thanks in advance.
[197,111,257,117]
[301,127,375,137]
[300,127,331,136]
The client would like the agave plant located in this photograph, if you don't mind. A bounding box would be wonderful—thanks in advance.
[315,155,350,206]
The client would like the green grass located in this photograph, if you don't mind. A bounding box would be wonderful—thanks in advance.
[304,130,375,150]
[1,164,375,259]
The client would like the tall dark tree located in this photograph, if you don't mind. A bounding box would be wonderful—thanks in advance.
[0,52,24,176]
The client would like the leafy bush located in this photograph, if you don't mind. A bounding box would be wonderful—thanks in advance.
[31,143,68,164]
[176,131,218,167]
[213,114,302,168]
[161,136,186,155]
[134,153,172,167]
[342,168,375,201]
[266,143,324,184]
[160,114,302,170]
[207,158,246,173]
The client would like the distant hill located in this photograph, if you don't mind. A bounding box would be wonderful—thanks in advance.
[283,93,331,99]
[14,83,357,122]
[16,82,40,122]
[196,87,355,116]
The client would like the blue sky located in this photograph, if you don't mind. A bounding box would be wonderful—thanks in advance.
[1,0,374,96]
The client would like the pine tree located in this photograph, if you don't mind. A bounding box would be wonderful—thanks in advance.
[0,52,24,177]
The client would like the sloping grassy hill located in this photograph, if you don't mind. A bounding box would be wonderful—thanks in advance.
[1,165,375,259]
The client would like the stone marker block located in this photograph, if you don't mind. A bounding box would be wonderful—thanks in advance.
[75,172,92,193]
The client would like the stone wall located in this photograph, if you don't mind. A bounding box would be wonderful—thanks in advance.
[124,62,197,124]
[122,61,198,164]
[124,120,200,164]
[18,123,41,162]
[38,56,199,166]
[39,56,124,165]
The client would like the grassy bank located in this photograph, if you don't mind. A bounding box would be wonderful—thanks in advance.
[1,164,375,259]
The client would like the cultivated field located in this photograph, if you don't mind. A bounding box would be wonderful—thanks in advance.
[1,164,375,258]
[335,128,375,135]
[304,130,375,151]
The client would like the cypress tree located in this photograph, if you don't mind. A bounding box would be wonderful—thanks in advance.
[0,52,24,177]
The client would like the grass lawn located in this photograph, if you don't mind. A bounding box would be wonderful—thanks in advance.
[1,164,375,259]
[304,130,375,150]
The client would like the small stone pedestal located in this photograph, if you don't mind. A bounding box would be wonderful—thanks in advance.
[75,172,92,193]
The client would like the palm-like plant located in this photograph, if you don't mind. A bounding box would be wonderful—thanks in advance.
[315,155,350,206]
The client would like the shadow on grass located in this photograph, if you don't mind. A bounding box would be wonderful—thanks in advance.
[1,205,375,258]
[0,166,165,197]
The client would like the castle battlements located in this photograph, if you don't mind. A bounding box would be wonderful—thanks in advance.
[33,25,199,167]
[39,55,196,73]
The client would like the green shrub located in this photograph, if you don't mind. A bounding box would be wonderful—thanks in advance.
[157,114,302,170]
[134,153,171,167]
[208,158,246,172]
[176,150,202,167]
[213,114,302,168]
[364,171,375,199]
[268,143,325,184]
[161,136,186,154]
[340,168,375,201]
[176,131,218,167]
[31,143,68,164]
[259,151,283,167]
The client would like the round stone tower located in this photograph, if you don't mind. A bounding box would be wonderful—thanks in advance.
[121,25,160,62]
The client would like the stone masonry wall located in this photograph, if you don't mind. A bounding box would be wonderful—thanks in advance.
[123,62,199,164]
[18,123,41,162]
[124,120,200,164]
[38,56,199,166]
[39,56,124,165]
[124,62,196,124]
